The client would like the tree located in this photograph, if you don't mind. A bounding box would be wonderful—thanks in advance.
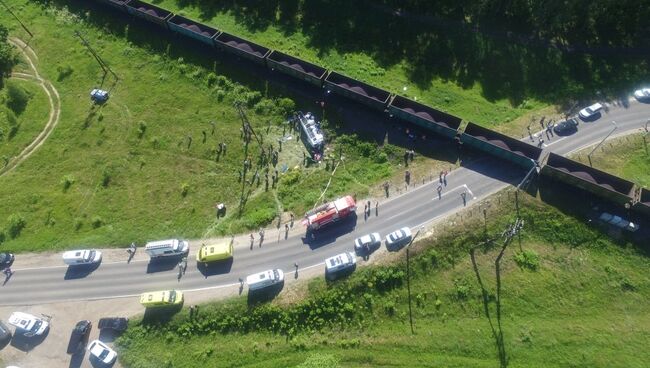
[0,25,18,89]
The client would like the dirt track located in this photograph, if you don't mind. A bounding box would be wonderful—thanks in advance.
[0,38,61,178]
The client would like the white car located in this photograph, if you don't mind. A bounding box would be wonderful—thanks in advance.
[62,249,102,266]
[578,103,603,120]
[354,233,381,254]
[385,227,412,249]
[8,312,50,337]
[634,88,650,101]
[324,252,357,280]
[87,339,117,364]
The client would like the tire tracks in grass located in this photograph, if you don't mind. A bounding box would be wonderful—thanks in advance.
[0,37,61,178]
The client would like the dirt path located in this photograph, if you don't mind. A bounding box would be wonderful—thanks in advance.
[0,37,61,177]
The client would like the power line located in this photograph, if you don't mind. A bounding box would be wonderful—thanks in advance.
[74,30,119,87]
[0,0,33,38]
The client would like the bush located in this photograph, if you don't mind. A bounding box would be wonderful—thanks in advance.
[514,249,540,271]
[6,213,26,238]
[137,121,147,138]
[56,64,74,81]
[205,72,217,88]
[5,82,32,114]
[383,300,396,316]
[101,168,111,188]
[73,218,83,231]
[60,175,75,191]
[91,216,103,228]
[277,98,296,116]
[180,183,190,197]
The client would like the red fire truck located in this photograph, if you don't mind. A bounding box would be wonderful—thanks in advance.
[302,195,357,231]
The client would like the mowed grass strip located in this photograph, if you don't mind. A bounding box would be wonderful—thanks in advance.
[116,196,650,367]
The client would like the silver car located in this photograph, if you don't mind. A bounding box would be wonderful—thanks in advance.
[354,233,381,254]
[385,227,412,249]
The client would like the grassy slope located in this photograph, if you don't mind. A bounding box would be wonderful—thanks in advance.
[0,79,50,160]
[152,0,547,127]
[571,133,650,187]
[0,1,430,252]
[116,196,650,368]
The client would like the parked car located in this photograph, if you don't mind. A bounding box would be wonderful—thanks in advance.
[87,339,117,364]
[0,252,14,268]
[634,88,650,101]
[139,290,184,308]
[67,320,92,354]
[0,320,12,346]
[354,233,381,254]
[385,227,412,250]
[62,249,102,266]
[98,317,128,331]
[7,312,49,337]
[90,89,109,103]
[578,103,603,120]
[553,118,579,135]
[325,252,357,280]
[246,269,284,292]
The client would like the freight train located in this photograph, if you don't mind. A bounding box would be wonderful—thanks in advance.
[93,0,650,224]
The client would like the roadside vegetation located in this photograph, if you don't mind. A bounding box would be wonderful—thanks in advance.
[152,0,648,127]
[116,193,650,367]
[571,133,650,187]
[0,1,446,252]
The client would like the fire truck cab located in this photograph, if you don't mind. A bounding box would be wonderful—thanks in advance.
[303,195,357,231]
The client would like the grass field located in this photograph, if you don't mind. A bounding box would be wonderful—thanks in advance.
[115,194,650,368]
[571,133,650,187]
[0,1,460,252]
[0,79,50,162]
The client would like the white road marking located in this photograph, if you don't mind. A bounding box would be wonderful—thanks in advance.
[544,136,567,147]
[463,184,477,200]
[431,184,469,201]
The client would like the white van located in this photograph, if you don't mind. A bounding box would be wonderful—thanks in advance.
[62,249,102,266]
[246,269,284,291]
[324,252,357,280]
[145,239,189,258]
[8,312,50,337]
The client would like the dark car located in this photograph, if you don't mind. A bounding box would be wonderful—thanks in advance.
[67,320,92,354]
[0,252,14,268]
[553,118,579,135]
[0,320,12,347]
[98,317,128,331]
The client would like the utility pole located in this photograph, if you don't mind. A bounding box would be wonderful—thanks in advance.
[405,226,424,335]
[643,119,649,155]
[74,30,119,88]
[235,103,264,147]
[0,0,33,38]
[587,121,617,167]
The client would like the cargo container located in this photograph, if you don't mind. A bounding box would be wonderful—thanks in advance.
[267,50,327,87]
[167,15,219,45]
[388,95,461,138]
[126,0,172,28]
[324,72,392,111]
[461,122,542,169]
[214,32,270,65]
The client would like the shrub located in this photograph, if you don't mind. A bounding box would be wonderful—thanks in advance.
[206,72,218,88]
[91,216,103,229]
[454,279,471,300]
[0,230,5,244]
[6,213,26,238]
[101,168,111,188]
[296,353,340,368]
[514,249,540,271]
[181,183,190,197]
[277,98,296,116]
[253,99,275,115]
[73,218,83,231]
[5,82,32,114]
[383,300,396,316]
[61,175,75,191]
[137,121,147,138]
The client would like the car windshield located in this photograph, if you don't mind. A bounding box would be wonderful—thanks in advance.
[31,319,42,332]
[98,348,109,359]
[85,250,95,262]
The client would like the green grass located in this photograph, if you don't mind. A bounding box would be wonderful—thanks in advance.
[0,79,50,161]
[115,194,650,367]
[0,1,417,252]
[571,133,650,187]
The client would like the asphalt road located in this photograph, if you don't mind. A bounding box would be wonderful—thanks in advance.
[2,99,648,306]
